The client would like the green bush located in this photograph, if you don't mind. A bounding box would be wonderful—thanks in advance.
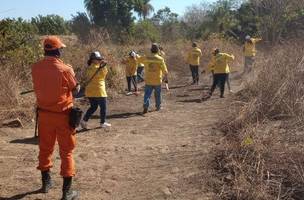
[31,14,70,35]
[70,12,92,43]
[0,18,42,122]
[131,20,160,42]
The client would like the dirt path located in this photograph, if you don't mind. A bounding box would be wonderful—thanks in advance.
[0,69,241,200]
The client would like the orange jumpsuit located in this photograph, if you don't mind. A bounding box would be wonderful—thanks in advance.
[32,56,77,177]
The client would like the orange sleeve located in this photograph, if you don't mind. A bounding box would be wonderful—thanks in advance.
[63,68,77,91]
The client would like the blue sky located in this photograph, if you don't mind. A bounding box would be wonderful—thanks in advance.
[0,0,216,20]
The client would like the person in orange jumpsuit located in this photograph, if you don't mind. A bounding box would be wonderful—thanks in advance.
[32,36,80,200]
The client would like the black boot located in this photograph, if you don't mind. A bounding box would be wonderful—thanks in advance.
[61,177,79,200]
[41,170,53,193]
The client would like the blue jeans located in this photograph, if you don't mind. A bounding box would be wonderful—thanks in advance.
[143,85,162,109]
[83,97,107,124]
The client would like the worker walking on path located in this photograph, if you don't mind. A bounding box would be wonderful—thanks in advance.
[243,35,262,74]
[122,51,140,96]
[187,42,202,85]
[206,48,234,99]
[209,49,233,93]
[31,36,79,200]
[80,52,111,129]
[138,43,169,114]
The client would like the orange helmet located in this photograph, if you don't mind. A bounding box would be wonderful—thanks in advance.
[43,36,66,51]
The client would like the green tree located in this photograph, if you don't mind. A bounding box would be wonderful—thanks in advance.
[134,0,154,20]
[251,0,304,43]
[131,20,160,42]
[152,7,178,25]
[152,7,181,41]
[182,3,210,39]
[31,15,69,35]
[70,12,92,43]
[84,0,135,34]
[207,0,239,34]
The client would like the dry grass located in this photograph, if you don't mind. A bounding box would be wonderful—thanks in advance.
[211,40,304,200]
[0,33,244,125]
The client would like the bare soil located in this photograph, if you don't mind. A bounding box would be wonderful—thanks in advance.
[0,66,241,200]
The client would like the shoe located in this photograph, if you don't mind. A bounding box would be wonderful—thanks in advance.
[220,95,225,98]
[41,170,53,193]
[229,90,234,93]
[143,108,148,114]
[202,95,211,101]
[80,120,88,130]
[156,107,162,111]
[134,91,140,96]
[61,177,79,200]
[126,92,133,96]
[101,122,111,128]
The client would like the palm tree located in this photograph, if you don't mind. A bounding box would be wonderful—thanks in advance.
[84,0,98,20]
[142,0,154,20]
[134,0,154,20]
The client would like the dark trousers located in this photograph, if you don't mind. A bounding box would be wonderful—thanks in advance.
[83,97,107,124]
[210,73,227,97]
[189,65,199,84]
[127,76,138,92]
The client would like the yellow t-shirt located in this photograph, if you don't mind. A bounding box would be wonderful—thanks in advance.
[213,53,234,74]
[244,38,262,57]
[138,54,168,86]
[123,57,138,76]
[85,64,108,97]
[207,54,215,72]
[187,47,202,66]
[208,54,231,73]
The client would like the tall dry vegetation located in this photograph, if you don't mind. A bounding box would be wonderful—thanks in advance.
[211,40,304,200]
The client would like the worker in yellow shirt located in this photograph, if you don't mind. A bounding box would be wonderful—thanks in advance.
[80,51,111,129]
[207,48,234,99]
[122,51,139,96]
[243,35,262,74]
[137,43,169,114]
[187,42,202,85]
[208,48,233,93]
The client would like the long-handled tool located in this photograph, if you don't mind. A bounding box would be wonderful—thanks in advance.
[20,90,34,95]
[34,108,39,138]
[20,90,38,137]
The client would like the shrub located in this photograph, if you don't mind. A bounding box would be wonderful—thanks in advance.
[212,40,304,200]
[31,15,70,35]
[0,19,42,122]
[131,20,160,43]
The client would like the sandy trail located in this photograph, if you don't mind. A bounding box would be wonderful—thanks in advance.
[0,67,241,200]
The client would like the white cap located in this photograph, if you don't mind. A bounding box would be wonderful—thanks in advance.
[245,35,251,40]
[90,51,103,60]
[130,51,136,57]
